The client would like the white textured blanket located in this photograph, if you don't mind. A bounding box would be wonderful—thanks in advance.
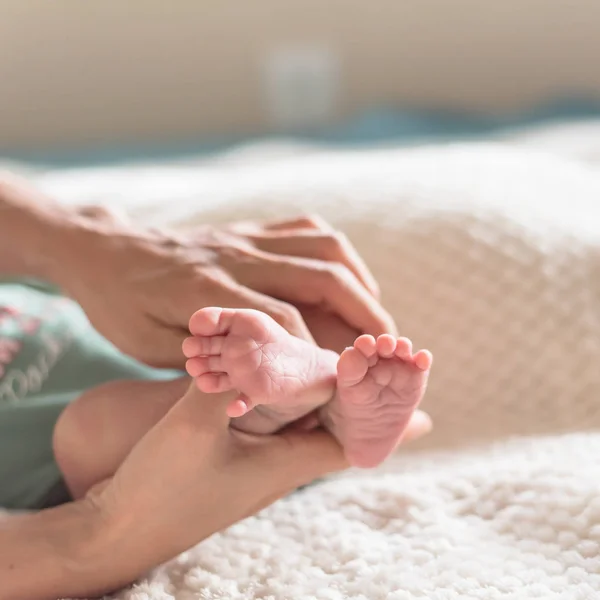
[15,126,600,598]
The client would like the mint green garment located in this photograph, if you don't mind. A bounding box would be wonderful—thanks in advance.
[0,279,178,509]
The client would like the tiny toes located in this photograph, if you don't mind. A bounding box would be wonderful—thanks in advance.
[394,337,413,360]
[196,373,232,393]
[182,335,225,358]
[189,307,233,336]
[186,356,222,377]
[376,334,397,358]
[354,334,377,357]
[413,349,433,371]
[337,347,369,386]
[182,337,198,358]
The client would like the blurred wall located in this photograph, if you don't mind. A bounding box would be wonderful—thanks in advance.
[2,0,600,151]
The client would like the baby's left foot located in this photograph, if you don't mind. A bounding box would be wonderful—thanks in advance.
[322,334,432,468]
[183,307,338,433]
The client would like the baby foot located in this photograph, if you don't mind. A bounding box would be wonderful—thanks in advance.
[183,307,338,433]
[322,334,432,468]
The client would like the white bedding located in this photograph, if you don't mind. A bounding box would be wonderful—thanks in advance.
[7,121,600,598]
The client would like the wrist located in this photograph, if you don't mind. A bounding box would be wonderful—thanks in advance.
[0,175,82,283]
[0,174,133,291]
[58,494,147,597]
[23,208,84,285]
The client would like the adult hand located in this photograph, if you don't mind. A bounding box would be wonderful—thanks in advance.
[85,383,348,590]
[0,382,346,600]
[86,381,430,594]
[43,380,427,598]
[60,210,397,368]
[297,303,362,353]
[2,173,396,369]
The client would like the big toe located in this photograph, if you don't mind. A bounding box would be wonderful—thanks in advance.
[337,347,369,387]
[189,307,228,336]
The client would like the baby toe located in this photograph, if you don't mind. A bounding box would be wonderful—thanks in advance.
[354,334,377,358]
[413,349,433,371]
[376,334,397,358]
[337,347,370,387]
[394,337,413,361]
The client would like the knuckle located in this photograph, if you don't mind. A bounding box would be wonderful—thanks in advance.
[195,267,221,287]
[77,204,122,223]
[299,213,331,230]
[321,262,349,288]
[219,242,254,263]
[320,231,347,255]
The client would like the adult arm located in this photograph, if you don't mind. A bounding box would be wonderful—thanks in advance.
[0,388,349,600]
[0,498,115,600]
[0,382,431,600]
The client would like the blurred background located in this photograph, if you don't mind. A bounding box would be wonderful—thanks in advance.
[2,0,600,164]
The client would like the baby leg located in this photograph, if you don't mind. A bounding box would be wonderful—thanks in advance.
[53,377,189,498]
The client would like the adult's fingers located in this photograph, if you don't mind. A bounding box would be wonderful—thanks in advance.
[260,428,348,489]
[174,279,314,342]
[247,229,380,298]
[400,410,433,443]
[238,254,397,337]
[227,215,382,297]
[261,215,334,232]
[228,215,333,236]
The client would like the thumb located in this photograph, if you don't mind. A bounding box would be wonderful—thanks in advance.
[259,409,433,489]
[263,429,349,490]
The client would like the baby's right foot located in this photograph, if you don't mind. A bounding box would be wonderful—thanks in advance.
[322,334,432,468]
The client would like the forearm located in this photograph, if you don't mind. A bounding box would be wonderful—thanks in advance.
[0,174,83,282]
[0,497,139,600]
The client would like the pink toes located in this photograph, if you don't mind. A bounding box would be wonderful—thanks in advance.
[413,349,433,371]
[182,335,226,359]
[185,355,223,377]
[337,333,431,392]
[354,334,377,357]
[189,307,233,337]
[185,309,237,392]
[337,346,370,387]
[353,334,428,368]
[195,372,232,393]
[394,337,413,360]
[379,335,429,370]
[376,334,397,358]
[376,335,415,360]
